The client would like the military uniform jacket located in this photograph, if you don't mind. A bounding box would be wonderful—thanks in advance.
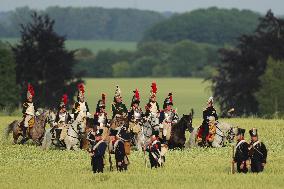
[159,109,178,124]
[128,107,144,122]
[146,139,161,159]
[145,101,160,116]
[92,140,107,159]
[113,139,126,162]
[202,106,218,124]
[234,140,249,163]
[249,141,267,163]
[54,112,72,125]
[72,101,90,114]
[112,102,128,119]
[22,101,36,116]
[94,112,108,126]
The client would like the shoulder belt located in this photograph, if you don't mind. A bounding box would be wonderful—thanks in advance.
[93,140,104,151]
[236,140,246,149]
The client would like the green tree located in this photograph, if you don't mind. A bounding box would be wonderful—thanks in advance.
[112,61,131,77]
[211,10,284,116]
[256,57,284,117]
[12,12,82,108]
[0,41,19,111]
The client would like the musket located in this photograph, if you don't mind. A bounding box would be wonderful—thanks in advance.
[231,145,235,174]
[109,152,113,171]
[141,124,148,168]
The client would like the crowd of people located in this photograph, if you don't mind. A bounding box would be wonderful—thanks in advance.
[20,82,268,174]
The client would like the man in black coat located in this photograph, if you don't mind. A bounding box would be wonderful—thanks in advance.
[249,128,267,173]
[233,128,249,173]
[146,130,162,168]
[90,129,107,174]
[110,129,129,172]
[201,96,218,145]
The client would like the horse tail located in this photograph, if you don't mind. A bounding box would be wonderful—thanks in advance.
[5,120,18,139]
[41,129,52,150]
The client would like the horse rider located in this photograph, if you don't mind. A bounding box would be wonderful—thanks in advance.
[94,93,108,133]
[53,94,72,142]
[72,83,91,120]
[201,96,218,146]
[128,89,144,134]
[109,129,129,172]
[233,128,249,173]
[145,82,160,117]
[159,93,179,144]
[21,84,37,142]
[146,130,162,169]
[111,85,128,119]
[249,128,267,173]
[89,129,107,174]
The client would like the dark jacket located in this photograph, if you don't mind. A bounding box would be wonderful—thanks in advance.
[234,140,249,163]
[249,141,267,163]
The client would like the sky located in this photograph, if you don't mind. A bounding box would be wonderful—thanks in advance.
[0,0,283,15]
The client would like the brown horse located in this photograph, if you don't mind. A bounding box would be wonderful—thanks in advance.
[5,110,52,145]
[168,109,194,149]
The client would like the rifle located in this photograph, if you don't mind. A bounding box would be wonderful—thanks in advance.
[141,125,148,168]
[231,145,235,174]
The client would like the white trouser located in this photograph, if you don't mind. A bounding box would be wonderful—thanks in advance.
[24,115,33,128]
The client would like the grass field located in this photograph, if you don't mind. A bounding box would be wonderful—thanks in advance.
[0,117,283,189]
[0,78,283,188]
[0,38,137,53]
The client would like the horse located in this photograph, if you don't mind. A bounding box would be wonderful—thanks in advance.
[109,115,129,131]
[41,111,86,150]
[168,111,194,149]
[133,113,160,151]
[5,109,53,145]
[188,120,237,148]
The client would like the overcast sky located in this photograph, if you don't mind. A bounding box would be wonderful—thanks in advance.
[0,0,283,15]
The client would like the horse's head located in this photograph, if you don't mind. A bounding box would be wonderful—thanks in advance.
[226,126,238,143]
[75,112,87,133]
[180,109,194,133]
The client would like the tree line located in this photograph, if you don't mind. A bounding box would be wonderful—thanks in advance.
[0,6,165,41]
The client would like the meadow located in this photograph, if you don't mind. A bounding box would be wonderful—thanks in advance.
[0,78,283,189]
[0,38,137,53]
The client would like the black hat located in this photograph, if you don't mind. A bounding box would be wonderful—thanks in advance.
[249,128,258,137]
[152,130,159,137]
[237,128,245,136]
[109,129,118,136]
[96,129,103,136]
[163,93,173,109]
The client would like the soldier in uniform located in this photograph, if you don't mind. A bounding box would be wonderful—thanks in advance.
[146,130,162,169]
[249,128,267,173]
[128,89,143,134]
[159,93,179,144]
[72,83,91,120]
[52,94,72,142]
[201,97,218,146]
[111,85,128,119]
[89,129,107,174]
[233,128,249,173]
[145,82,160,117]
[109,129,129,172]
[94,93,108,132]
[21,84,36,143]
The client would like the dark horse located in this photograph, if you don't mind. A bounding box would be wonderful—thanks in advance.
[168,109,194,149]
[5,110,52,145]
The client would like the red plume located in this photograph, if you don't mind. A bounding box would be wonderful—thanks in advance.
[135,89,140,101]
[28,83,35,97]
[169,93,173,103]
[62,94,68,105]
[151,82,157,94]
[77,83,85,93]
[102,93,106,104]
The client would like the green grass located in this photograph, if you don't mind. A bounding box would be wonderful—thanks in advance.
[83,78,211,118]
[0,78,283,188]
[0,38,137,53]
[0,117,283,189]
